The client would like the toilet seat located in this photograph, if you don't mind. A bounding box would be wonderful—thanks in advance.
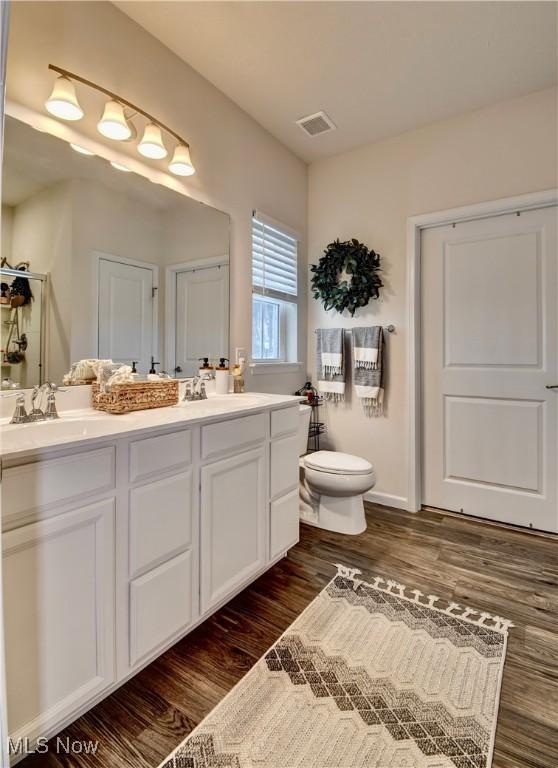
[303,450,373,476]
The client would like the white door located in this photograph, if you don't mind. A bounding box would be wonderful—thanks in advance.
[98,258,156,373]
[421,206,557,532]
[175,265,229,376]
[200,446,266,613]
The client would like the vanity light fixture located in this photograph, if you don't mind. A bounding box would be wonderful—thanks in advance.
[45,75,84,121]
[138,123,167,159]
[110,161,132,172]
[168,143,195,176]
[70,143,95,156]
[45,64,195,176]
[97,100,134,141]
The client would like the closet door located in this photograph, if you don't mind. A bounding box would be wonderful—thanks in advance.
[175,265,229,377]
[421,206,557,532]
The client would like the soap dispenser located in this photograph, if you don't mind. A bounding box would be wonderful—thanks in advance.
[198,357,213,376]
[215,357,230,395]
[198,357,216,394]
[147,356,161,381]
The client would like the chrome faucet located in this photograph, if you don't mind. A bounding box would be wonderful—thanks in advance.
[0,391,30,424]
[2,383,67,424]
[182,375,208,401]
[29,385,45,422]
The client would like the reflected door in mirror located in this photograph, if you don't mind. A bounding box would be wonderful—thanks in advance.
[98,257,156,372]
[175,265,229,377]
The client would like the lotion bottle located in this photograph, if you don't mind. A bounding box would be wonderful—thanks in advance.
[215,357,229,395]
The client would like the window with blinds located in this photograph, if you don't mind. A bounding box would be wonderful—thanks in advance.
[251,212,299,362]
[252,214,298,301]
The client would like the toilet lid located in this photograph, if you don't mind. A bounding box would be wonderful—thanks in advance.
[304,450,373,476]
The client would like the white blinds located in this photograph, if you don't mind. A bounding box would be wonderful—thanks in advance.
[252,213,298,302]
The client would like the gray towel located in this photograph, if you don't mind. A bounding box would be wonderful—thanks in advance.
[352,326,384,415]
[316,328,345,402]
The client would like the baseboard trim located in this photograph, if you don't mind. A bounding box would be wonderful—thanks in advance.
[364,490,409,510]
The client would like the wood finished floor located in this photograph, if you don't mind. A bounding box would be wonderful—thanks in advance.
[19,503,557,768]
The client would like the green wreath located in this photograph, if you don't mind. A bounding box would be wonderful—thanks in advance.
[310,238,383,316]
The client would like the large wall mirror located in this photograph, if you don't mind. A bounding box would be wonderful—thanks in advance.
[1,115,230,389]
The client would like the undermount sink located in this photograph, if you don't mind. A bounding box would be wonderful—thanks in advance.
[179,394,270,410]
[0,411,134,452]
[0,393,300,457]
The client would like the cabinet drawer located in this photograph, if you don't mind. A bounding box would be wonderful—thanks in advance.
[129,470,193,576]
[130,429,192,483]
[270,433,299,499]
[271,405,300,438]
[201,412,266,461]
[2,447,115,529]
[270,489,300,560]
[129,550,194,666]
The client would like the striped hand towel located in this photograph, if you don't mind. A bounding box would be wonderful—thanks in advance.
[352,326,384,415]
[316,328,345,402]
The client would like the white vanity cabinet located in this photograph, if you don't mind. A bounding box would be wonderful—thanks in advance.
[1,449,117,748]
[123,428,199,672]
[0,398,301,759]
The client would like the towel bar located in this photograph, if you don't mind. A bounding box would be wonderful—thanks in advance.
[314,325,395,333]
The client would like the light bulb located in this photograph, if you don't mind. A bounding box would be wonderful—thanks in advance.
[70,143,95,156]
[97,100,132,141]
[168,143,195,176]
[138,123,167,159]
[110,161,132,172]
[45,76,83,121]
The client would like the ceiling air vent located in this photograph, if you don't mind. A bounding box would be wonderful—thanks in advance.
[296,111,336,137]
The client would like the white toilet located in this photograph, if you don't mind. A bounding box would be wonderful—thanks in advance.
[298,404,375,535]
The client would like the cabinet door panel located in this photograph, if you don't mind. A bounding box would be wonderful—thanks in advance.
[200,447,266,612]
[3,499,115,741]
[270,489,300,560]
[129,550,194,666]
[270,434,299,499]
[129,469,193,576]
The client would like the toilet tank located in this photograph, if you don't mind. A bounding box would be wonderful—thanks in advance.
[298,404,312,456]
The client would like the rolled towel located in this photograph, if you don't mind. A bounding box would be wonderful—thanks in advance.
[106,365,134,388]
[97,362,128,392]
[63,358,113,384]
[316,328,345,402]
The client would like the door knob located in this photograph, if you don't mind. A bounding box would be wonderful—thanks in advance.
[546,384,558,389]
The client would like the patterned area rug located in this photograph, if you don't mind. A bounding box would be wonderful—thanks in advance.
[159,566,512,768]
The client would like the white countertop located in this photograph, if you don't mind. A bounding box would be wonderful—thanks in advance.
[0,393,303,462]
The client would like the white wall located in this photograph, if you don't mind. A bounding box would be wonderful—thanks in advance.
[6,0,308,394]
[1,204,13,261]
[308,87,558,507]
[161,202,229,267]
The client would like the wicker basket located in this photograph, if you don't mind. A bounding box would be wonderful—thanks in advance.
[92,379,179,414]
